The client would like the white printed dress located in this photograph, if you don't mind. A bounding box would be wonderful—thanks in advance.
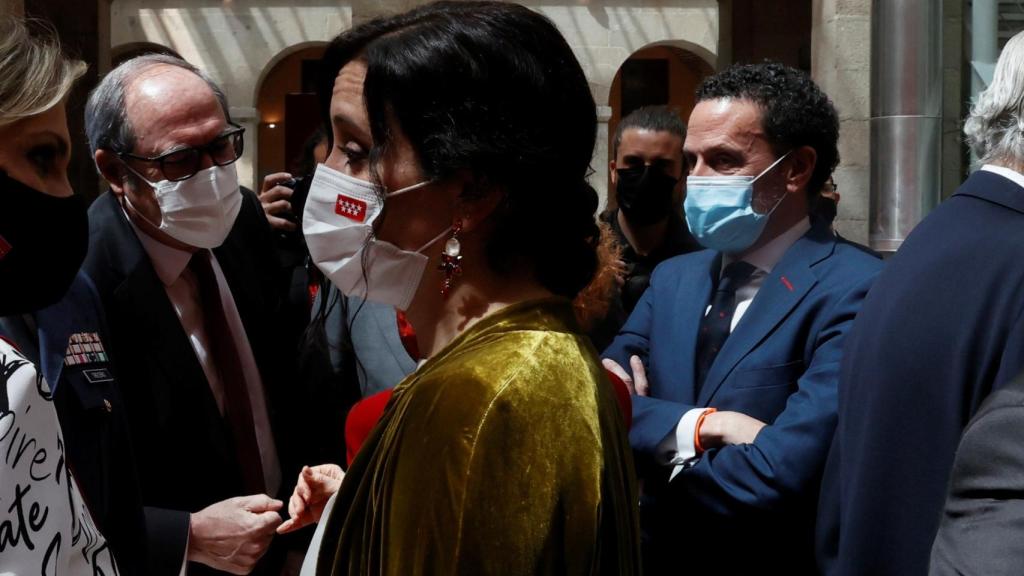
[0,337,118,574]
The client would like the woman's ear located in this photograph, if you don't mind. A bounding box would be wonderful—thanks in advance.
[785,145,817,196]
[455,175,504,235]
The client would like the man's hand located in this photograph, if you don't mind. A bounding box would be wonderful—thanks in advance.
[188,494,283,575]
[602,356,650,396]
[277,464,345,535]
[698,411,767,450]
[259,172,296,232]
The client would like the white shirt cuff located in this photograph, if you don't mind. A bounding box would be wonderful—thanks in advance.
[656,407,708,481]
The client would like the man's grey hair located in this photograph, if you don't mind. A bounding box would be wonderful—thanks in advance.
[964,31,1024,166]
[85,53,231,157]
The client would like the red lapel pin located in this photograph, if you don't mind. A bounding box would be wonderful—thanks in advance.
[780,276,795,292]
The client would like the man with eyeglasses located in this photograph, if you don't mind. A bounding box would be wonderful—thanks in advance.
[67,54,297,575]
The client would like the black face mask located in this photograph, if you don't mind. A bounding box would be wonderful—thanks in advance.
[615,165,678,226]
[0,171,88,316]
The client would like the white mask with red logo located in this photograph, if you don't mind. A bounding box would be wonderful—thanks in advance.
[302,163,449,311]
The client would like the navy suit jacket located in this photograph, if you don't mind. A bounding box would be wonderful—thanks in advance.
[818,169,1024,576]
[604,220,881,573]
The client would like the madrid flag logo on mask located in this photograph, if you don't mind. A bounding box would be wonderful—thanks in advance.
[335,194,368,222]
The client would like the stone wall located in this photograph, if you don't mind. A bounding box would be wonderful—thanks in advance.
[111,0,353,191]
[811,0,871,244]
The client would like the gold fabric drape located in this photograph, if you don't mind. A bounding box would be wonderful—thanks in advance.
[315,297,640,575]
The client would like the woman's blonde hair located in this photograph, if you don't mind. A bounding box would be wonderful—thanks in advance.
[0,16,86,127]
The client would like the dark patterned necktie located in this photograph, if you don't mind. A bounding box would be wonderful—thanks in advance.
[695,261,757,390]
[189,249,266,494]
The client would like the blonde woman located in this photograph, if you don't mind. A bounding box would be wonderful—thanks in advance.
[0,16,119,574]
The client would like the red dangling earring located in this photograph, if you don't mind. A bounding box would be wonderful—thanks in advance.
[439,221,463,297]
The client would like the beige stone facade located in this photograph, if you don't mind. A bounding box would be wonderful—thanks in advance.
[110,0,722,207]
[38,0,964,247]
[1,0,884,244]
[810,0,871,242]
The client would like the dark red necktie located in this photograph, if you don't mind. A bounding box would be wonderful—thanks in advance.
[695,261,757,391]
[189,250,266,494]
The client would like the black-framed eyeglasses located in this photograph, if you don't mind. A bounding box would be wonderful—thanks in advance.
[117,122,245,182]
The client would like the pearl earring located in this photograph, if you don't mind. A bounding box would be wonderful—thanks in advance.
[439,221,463,296]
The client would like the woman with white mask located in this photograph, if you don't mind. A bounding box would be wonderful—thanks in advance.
[278,2,640,574]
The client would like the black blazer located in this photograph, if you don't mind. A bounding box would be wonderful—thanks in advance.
[818,169,1024,576]
[82,190,299,575]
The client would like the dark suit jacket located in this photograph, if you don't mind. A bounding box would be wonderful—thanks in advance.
[930,370,1024,575]
[0,272,159,576]
[818,170,1024,576]
[604,221,881,573]
[82,190,298,575]
[292,288,416,469]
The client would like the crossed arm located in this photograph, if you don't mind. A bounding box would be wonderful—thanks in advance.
[603,270,874,516]
[602,356,766,450]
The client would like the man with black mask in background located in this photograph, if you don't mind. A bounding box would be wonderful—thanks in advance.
[590,106,700,350]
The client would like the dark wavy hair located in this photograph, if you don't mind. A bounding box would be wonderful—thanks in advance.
[696,62,839,199]
[612,105,686,158]
[317,0,600,298]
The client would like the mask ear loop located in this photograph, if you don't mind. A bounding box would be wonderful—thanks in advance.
[387,179,433,198]
[750,150,793,184]
[119,158,161,188]
[752,150,794,215]
[415,225,453,254]
[118,162,167,232]
[386,178,463,295]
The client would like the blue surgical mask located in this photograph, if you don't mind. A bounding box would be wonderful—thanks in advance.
[684,152,791,253]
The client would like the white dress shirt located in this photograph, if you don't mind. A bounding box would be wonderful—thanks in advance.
[657,217,812,475]
[128,216,282,496]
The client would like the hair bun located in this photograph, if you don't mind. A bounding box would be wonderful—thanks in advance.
[521,177,600,298]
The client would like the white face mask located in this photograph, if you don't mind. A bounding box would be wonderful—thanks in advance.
[125,163,242,249]
[302,163,448,311]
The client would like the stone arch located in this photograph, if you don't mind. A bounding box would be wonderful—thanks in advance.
[253,42,329,182]
[608,40,716,131]
[605,41,715,201]
[252,41,330,107]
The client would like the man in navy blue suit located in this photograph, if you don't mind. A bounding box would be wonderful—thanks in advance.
[603,62,882,574]
[819,31,1024,576]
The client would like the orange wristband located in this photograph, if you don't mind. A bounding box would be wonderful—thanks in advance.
[694,408,717,455]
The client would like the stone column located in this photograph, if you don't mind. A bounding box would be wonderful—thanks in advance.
[811,0,871,244]
[230,106,260,192]
[594,105,613,211]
